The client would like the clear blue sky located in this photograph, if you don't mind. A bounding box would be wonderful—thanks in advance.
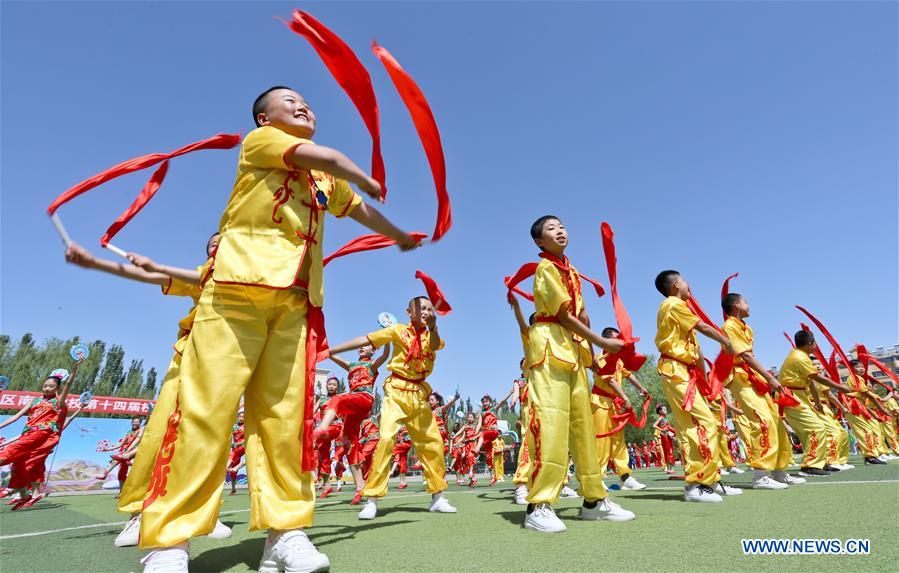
[2,2,896,399]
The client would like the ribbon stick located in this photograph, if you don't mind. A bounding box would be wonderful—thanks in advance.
[372,42,451,241]
[323,232,427,267]
[50,213,73,247]
[415,270,452,315]
[284,11,386,200]
[796,306,859,391]
[720,272,739,320]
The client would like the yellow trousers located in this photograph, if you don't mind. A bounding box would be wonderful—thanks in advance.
[590,394,630,478]
[845,411,880,457]
[882,420,899,453]
[118,353,181,515]
[513,398,531,485]
[140,283,314,548]
[659,374,720,486]
[733,414,754,466]
[362,377,447,498]
[729,377,793,471]
[526,360,606,504]
[492,451,505,481]
[816,407,849,465]
[782,390,828,469]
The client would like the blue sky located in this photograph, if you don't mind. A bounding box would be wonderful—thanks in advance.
[1,1,896,400]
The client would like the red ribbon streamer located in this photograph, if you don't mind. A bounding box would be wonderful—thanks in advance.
[504,257,605,303]
[372,43,451,241]
[597,222,645,373]
[284,11,386,200]
[415,270,452,315]
[858,349,899,387]
[594,393,652,438]
[685,295,733,401]
[323,232,427,267]
[796,306,859,392]
[783,331,795,348]
[47,133,241,214]
[100,160,169,246]
[302,306,330,472]
[720,272,739,321]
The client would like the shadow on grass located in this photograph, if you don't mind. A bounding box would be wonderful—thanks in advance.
[6,502,66,512]
[627,492,683,502]
[495,510,525,526]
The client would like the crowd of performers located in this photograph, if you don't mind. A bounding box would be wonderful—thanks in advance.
[0,82,895,573]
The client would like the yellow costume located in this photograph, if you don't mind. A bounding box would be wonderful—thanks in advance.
[722,317,792,471]
[140,126,362,548]
[513,332,532,486]
[655,296,720,486]
[841,373,882,457]
[118,270,205,515]
[492,436,506,481]
[525,256,606,504]
[779,349,829,469]
[591,361,632,478]
[362,323,448,498]
[818,398,850,464]
[881,397,899,453]
[709,400,736,469]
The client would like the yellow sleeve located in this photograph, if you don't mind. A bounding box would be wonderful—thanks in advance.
[161,277,200,298]
[367,324,400,349]
[324,177,362,218]
[534,263,570,316]
[798,354,818,379]
[724,321,753,356]
[668,298,700,332]
[241,126,311,171]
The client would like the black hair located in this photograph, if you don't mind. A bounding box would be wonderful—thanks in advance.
[408,295,430,308]
[252,86,295,127]
[794,330,815,348]
[429,391,445,406]
[849,360,862,367]
[530,215,561,241]
[655,404,667,415]
[601,326,620,338]
[528,312,537,326]
[722,293,743,315]
[654,270,680,296]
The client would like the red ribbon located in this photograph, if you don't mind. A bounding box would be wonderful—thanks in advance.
[504,256,605,302]
[783,331,795,348]
[774,387,801,416]
[685,295,733,401]
[596,222,645,373]
[372,43,451,241]
[415,270,452,315]
[47,133,241,215]
[592,386,651,438]
[284,11,386,200]
[100,161,168,247]
[720,272,739,321]
[796,306,859,392]
[303,305,330,472]
[323,232,427,267]
[857,344,899,387]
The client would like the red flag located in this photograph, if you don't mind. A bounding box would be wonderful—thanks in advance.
[599,222,646,373]
[415,270,452,315]
[47,133,241,214]
[284,11,386,199]
[323,232,427,267]
[720,272,739,320]
[685,294,733,400]
[372,43,451,241]
[100,161,168,247]
[783,331,795,348]
[796,306,859,391]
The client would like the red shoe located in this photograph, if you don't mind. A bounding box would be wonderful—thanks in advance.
[397,483,408,490]
[320,486,333,499]
[111,454,127,463]
[469,478,477,487]
[335,483,343,493]
[350,490,364,505]
[7,495,29,506]
[17,493,45,510]
[9,495,32,510]
[455,478,464,486]
[0,488,11,499]
[489,478,498,486]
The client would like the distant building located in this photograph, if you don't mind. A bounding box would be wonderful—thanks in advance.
[836,343,899,386]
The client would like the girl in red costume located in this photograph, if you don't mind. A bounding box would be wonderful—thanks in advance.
[390,425,412,489]
[428,391,460,456]
[653,404,678,474]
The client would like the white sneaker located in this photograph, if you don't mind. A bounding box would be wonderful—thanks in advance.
[728,466,746,474]
[714,482,743,496]
[620,476,647,490]
[140,543,189,573]
[878,455,890,462]
[771,470,806,485]
[580,498,635,522]
[841,463,855,470]
[559,485,579,498]
[206,519,232,539]
[115,514,141,547]
[719,467,731,475]
[684,484,723,503]
[428,494,457,513]
[258,529,329,573]
[357,499,378,520]
[753,475,788,490]
[514,485,529,506]
[524,503,566,533]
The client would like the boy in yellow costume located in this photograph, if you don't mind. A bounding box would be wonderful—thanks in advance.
[878,390,899,456]
[492,435,507,482]
[653,270,739,503]
[328,296,457,519]
[708,397,742,475]
[779,330,853,478]
[508,296,534,505]
[136,87,418,573]
[590,327,650,491]
[721,293,804,489]
[64,236,234,547]
[522,215,635,533]
[845,360,891,464]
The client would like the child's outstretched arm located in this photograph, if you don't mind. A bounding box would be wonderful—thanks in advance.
[811,373,852,394]
[328,354,352,372]
[497,386,515,409]
[127,253,203,285]
[694,322,735,354]
[608,380,633,411]
[556,302,625,354]
[62,405,86,430]
[328,336,375,356]
[508,296,528,335]
[348,204,419,252]
[624,373,650,398]
[372,344,391,370]
[290,144,382,201]
[58,359,83,406]
[736,350,783,391]
[0,404,29,430]
[66,243,171,285]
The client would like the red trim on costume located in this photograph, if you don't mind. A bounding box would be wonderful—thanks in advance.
[685,295,732,402]
[143,399,182,509]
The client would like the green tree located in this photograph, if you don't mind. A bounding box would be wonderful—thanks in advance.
[72,340,106,393]
[95,345,125,396]
[117,359,145,397]
[0,334,13,373]
[141,367,158,399]
[8,333,40,391]
[624,355,668,444]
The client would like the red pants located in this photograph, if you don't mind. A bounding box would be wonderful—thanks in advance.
[117,458,132,482]
[360,439,379,480]
[661,436,675,465]
[392,442,411,474]
[333,442,347,478]
[327,392,374,465]
[452,444,474,474]
[227,445,245,481]
[481,428,500,454]
[0,429,57,490]
[315,425,342,477]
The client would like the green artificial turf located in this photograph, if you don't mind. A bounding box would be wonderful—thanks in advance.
[1,456,896,572]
